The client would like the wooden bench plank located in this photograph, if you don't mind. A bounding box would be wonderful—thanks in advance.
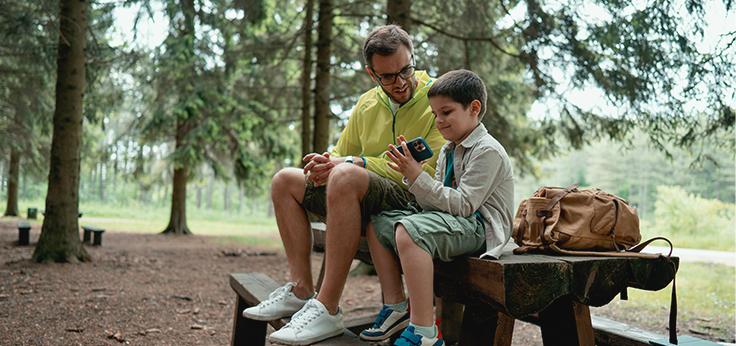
[229,273,370,346]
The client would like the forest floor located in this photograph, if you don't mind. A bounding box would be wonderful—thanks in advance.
[1,220,733,346]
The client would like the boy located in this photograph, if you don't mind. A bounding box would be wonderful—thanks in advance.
[359,69,514,345]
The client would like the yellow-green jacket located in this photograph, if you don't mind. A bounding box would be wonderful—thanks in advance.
[332,71,445,188]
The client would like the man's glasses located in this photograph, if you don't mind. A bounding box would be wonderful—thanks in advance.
[371,57,416,86]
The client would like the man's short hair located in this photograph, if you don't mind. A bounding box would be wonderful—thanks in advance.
[428,69,488,121]
[363,25,414,69]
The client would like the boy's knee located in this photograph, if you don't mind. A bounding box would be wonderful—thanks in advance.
[395,224,415,251]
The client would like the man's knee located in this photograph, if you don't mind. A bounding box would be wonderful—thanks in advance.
[272,168,306,202]
[325,164,369,196]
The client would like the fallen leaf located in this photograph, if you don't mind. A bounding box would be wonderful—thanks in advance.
[146,328,161,333]
[190,324,204,330]
[176,309,191,314]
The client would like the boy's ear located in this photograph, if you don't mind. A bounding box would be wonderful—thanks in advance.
[470,100,482,117]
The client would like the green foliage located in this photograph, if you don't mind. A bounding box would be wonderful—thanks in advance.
[645,186,735,251]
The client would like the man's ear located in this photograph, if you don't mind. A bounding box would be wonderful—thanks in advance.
[366,66,377,82]
[470,100,482,117]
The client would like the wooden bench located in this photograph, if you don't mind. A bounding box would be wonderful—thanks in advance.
[233,223,678,346]
[230,273,374,346]
[432,250,678,346]
[17,221,31,246]
[81,225,105,246]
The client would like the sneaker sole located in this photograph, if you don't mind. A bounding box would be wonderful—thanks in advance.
[242,307,301,321]
[269,329,344,345]
[359,319,411,341]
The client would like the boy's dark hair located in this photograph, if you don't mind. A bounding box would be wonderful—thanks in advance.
[428,69,487,121]
[363,25,414,69]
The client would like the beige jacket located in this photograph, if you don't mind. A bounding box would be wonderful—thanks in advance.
[406,123,515,259]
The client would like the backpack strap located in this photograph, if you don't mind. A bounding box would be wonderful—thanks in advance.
[536,184,579,247]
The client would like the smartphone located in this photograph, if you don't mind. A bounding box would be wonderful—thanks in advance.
[397,137,434,162]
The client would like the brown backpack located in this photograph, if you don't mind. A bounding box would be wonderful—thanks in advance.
[512,183,657,258]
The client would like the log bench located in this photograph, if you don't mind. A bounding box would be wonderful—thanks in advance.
[81,225,105,246]
[231,223,679,346]
[17,221,31,246]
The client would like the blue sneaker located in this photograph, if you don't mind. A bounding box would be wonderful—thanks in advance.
[359,304,410,341]
[394,325,444,346]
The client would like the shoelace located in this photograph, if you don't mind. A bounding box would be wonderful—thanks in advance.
[259,282,295,308]
[284,300,321,331]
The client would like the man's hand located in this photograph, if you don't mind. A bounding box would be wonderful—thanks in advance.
[386,135,425,184]
[303,152,334,187]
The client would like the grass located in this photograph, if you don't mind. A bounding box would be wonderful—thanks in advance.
[14,199,284,248]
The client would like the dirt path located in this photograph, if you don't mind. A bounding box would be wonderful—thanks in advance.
[1,221,733,345]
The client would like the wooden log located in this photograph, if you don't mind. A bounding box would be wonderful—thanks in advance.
[434,254,570,318]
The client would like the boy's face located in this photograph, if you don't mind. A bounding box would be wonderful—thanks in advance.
[366,44,416,105]
[430,95,481,145]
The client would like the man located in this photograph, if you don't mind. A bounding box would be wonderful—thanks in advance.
[243,25,445,345]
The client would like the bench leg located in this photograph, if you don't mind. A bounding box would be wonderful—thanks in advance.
[538,295,594,346]
[92,232,103,246]
[438,298,463,345]
[18,229,30,246]
[458,303,512,346]
[232,294,267,346]
[83,230,91,243]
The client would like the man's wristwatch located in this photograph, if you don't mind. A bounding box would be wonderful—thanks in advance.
[345,155,354,164]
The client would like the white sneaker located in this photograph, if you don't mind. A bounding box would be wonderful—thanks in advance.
[242,282,314,321]
[268,299,344,345]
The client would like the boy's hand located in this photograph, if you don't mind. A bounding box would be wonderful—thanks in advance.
[386,136,425,184]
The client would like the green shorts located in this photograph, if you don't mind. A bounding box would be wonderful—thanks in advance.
[302,170,417,233]
[371,209,486,262]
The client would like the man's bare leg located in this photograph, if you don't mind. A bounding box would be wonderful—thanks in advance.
[316,164,370,314]
[271,167,315,299]
[366,223,405,304]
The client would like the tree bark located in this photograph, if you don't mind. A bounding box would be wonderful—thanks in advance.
[386,0,412,33]
[312,0,333,154]
[32,0,89,263]
[301,0,315,159]
[4,149,20,216]
[99,162,104,202]
[162,117,192,235]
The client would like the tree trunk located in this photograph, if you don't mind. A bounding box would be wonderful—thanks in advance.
[207,174,213,209]
[238,185,243,213]
[4,149,20,216]
[22,170,27,200]
[99,162,104,202]
[32,0,89,263]
[301,0,315,159]
[312,0,333,154]
[162,117,192,235]
[196,184,201,208]
[223,182,229,212]
[386,0,412,33]
[162,166,190,234]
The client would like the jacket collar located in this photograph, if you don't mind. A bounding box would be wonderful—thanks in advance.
[452,123,488,150]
